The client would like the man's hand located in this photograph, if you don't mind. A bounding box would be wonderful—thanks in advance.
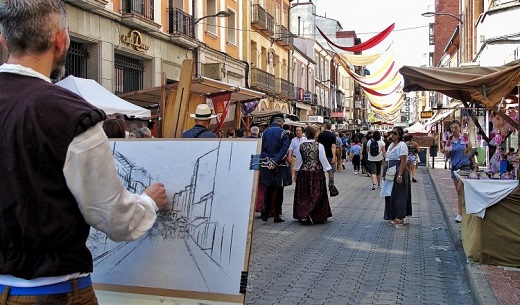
[267,159,277,170]
[145,183,167,209]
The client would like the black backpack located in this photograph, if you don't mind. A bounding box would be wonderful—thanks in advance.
[369,140,380,157]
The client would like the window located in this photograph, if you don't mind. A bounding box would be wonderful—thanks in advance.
[206,0,217,35]
[227,9,236,45]
[122,0,154,20]
[114,54,144,94]
[429,23,435,45]
[64,41,89,79]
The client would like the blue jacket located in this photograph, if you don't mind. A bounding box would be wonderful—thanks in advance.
[260,123,290,164]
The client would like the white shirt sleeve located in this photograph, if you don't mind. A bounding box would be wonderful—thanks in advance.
[288,138,297,151]
[294,145,302,171]
[318,143,332,171]
[63,123,158,242]
[399,141,409,156]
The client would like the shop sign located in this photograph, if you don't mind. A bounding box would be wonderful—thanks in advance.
[420,111,433,119]
[307,115,324,123]
[303,92,312,102]
[331,112,344,118]
[121,30,150,52]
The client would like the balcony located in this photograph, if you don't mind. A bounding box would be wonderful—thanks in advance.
[251,4,275,36]
[65,0,108,10]
[121,0,161,33]
[250,68,275,94]
[274,25,294,50]
[167,8,198,48]
[275,78,294,99]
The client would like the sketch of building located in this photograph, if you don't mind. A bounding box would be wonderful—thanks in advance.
[112,143,154,194]
[87,140,255,296]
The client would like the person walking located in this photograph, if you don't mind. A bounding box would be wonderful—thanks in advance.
[367,131,386,190]
[350,137,362,174]
[293,126,333,224]
[334,132,343,172]
[182,104,218,138]
[317,122,337,174]
[287,126,307,182]
[259,114,291,223]
[443,120,478,222]
[382,127,412,225]
[0,1,167,303]
[404,133,421,183]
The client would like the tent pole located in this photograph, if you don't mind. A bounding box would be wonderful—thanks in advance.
[461,100,490,143]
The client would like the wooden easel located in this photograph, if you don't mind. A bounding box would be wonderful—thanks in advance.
[162,59,194,138]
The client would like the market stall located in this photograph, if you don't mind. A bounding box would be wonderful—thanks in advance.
[458,174,520,267]
[400,61,520,267]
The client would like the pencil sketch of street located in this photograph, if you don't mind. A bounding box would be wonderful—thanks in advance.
[87,140,259,295]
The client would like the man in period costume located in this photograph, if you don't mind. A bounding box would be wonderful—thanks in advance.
[259,114,291,223]
[0,0,167,303]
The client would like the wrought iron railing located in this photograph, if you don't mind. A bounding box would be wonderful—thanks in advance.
[250,68,275,93]
[275,78,294,99]
[251,4,275,35]
[275,25,293,47]
[167,8,194,37]
[121,0,154,21]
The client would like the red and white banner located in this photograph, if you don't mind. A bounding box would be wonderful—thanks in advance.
[211,91,232,134]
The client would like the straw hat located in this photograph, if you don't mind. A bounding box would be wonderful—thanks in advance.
[190,104,218,120]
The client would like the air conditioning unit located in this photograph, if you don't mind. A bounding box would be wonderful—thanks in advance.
[201,63,222,80]
[480,35,486,43]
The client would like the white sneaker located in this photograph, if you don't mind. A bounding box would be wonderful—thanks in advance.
[454,215,462,223]
[355,171,358,175]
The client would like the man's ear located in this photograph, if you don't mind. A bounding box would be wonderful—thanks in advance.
[0,35,7,50]
[54,29,69,55]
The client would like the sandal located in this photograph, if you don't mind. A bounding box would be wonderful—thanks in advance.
[392,219,405,225]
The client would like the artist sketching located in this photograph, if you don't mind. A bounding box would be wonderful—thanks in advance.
[0,1,167,304]
[182,104,218,138]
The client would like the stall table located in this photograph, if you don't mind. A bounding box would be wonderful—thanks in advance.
[458,174,520,267]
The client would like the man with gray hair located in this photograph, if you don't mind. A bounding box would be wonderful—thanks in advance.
[246,126,260,138]
[0,1,167,303]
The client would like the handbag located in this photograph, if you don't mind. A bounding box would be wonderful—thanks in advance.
[328,176,339,197]
[385,165,397,181]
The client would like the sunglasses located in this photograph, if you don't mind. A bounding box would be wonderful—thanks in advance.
[389,131,397,135]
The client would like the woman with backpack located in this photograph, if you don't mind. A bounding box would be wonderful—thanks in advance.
[367,131,386,190]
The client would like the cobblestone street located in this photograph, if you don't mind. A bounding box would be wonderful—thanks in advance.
[246,167,474,305]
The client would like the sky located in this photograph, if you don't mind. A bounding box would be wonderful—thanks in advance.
[314,0,434,68]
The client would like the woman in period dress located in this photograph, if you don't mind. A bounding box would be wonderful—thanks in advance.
[293,126,333,224]
[383,126,412,225]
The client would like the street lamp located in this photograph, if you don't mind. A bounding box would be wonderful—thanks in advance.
[421,11,463,24]
[194,10,230,24]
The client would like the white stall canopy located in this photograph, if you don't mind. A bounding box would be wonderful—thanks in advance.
[56,76,151,118]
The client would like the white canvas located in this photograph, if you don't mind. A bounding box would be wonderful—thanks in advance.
[87,139,259,300]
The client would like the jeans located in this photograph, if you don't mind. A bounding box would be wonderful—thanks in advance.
[327,157,335,174]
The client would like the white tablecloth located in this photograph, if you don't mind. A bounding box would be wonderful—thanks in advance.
[458,174,519,218]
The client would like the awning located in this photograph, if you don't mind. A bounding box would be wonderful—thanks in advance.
[399,60,520,108]
[118,76,266,107]
[295,102,312,111]
[424,109,456,127]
